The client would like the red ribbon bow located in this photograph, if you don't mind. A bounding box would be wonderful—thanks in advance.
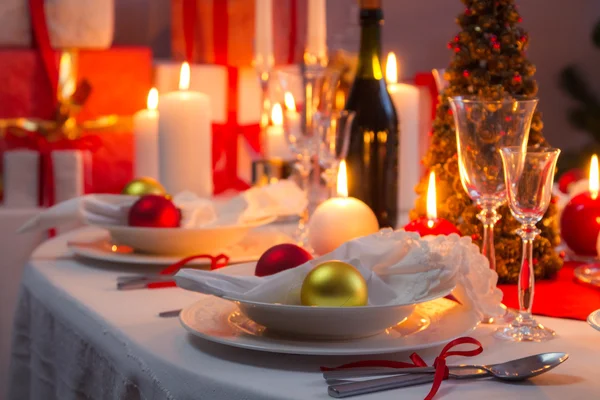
[321,337,483,400]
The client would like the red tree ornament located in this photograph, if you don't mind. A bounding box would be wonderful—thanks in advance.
[255,243,313,277]
[560,192,600,256]
[558,168,584,194]
[128,195,181,228]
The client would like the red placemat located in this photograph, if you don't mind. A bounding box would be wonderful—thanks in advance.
[498,261,600,321]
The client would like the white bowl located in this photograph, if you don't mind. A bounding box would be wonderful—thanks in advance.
[96,215,276,256]
[223,285,453,340]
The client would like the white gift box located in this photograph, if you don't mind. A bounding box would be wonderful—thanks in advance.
[154,61,302,191]
[0,0,114,48]
[2,149,91,207]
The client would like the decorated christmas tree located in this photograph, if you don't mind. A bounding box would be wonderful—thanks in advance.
[409,0,563,283]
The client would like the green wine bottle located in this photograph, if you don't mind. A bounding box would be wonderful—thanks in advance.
[344,0,399,228]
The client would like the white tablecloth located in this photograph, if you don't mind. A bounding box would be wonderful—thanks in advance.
[0,208,45,395]
[7,227,600,400]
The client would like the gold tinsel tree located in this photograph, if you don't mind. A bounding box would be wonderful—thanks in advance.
[409,0,563,283]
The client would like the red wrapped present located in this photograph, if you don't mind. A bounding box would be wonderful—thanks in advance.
[164,0,303,194]
[0,47,152,198]
[171,0,306,68]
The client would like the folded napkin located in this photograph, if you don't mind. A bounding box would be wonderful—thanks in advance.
[176,229,504,319]
[243,180,307,217]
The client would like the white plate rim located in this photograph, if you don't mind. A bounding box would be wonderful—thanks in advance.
[93,214,276,233]
[179,297,480,356]
[588,309,600,332]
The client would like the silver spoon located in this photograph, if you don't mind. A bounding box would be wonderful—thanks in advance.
[327,352,568,398]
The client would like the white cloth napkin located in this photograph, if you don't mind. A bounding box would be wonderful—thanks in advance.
[176,230,504,319]
[242,180,307,217]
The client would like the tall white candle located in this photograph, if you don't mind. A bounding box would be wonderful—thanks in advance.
[158,62,213,197]
[307,0,327,59]
[254,0,274,70]
[385,52,421,215]
[133,88,159,179]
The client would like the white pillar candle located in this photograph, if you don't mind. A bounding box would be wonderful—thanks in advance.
[158,62,213,197]
[266,103,294,160]
[254,0,274,70]
[308,160,379,255]
[3,150,39,208]
[306,0,327,59]
[386,52,421,215]
[133,88,159,179]
[52,150,90,202]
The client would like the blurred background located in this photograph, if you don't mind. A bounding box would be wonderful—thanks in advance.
[115,0,600,157]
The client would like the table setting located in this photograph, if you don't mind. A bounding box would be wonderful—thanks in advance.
[5,0,600,399]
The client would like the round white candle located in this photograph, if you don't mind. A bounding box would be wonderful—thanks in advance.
[386,52,420,215]
[254,0,274,70]
[133,88,159,179]
[158,62,213,197]
[307,0,327,59]
[266,103,294,160]
[308,161,379,255]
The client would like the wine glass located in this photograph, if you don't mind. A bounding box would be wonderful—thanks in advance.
[274,68,341,245]
[449,96,538,272]
[314,110,355,198]
[496,147,560,342]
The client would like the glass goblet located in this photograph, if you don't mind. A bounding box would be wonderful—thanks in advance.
[495,147,561,342]
[449,96,538,272]
[314,110,355,198]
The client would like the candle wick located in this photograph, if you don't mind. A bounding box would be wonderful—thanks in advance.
[427,219,434,229]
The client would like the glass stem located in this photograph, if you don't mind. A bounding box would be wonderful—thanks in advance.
[258,70,271,154]
[476,207,501,271]
[517,224,540,319]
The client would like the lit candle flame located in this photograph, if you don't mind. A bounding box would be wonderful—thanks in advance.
[284,92,296,111]
[337,160,348,198]
[179,62,190,91]
[426,171,437,228]
[147,88,158,110]
[590,154,599,199]
[385,52,398,85]
[271,103,283,126]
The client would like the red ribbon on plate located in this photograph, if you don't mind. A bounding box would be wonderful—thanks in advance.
[141,253,231,290]
[321,337,483,400]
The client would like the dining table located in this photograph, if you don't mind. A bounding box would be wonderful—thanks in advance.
[5,226,600,400]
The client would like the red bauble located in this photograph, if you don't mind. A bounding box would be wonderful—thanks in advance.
[560,192,600,256]
[558,168,584,194]
[128,195,181,228]
[255,243,313,277]
[404,217,461,237]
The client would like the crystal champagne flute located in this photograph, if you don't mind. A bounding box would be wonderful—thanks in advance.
[449,96,538,271]
[495,147,560,342]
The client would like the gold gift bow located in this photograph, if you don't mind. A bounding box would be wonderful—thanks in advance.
[0,50,132,142]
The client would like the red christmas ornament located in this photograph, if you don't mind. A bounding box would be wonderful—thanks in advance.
[462,70,470,78]
[128,195,181,228]
[255,243,313,277]
[513,74,522,84]
[493,42,501,50]
[558,168,584,194]
[465,8,472,16]
[560,192,600,256]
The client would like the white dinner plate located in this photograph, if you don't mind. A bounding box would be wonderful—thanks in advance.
[93,215,276,256]
[68,229,294,267]
[180,296,479,356]
[588,309,600,332]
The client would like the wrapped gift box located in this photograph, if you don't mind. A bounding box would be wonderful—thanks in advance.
[0,0,114,48]
[0,47,153,200]
[171,0,306,68]
[154,62,302,193]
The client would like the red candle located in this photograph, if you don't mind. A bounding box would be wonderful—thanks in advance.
[404,171,461,236]
[561,155,600,256]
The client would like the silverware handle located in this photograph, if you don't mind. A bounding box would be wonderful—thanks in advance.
[328,374,436,398]
[324,366,436,380]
